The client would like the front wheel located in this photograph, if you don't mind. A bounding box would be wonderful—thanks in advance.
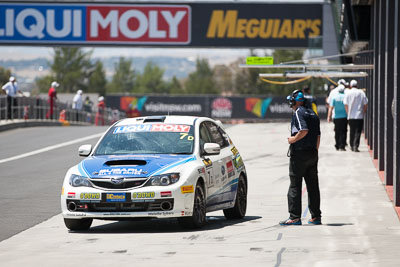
[64,218,93,231]
[178,183,206,229]
[223,175,247,219]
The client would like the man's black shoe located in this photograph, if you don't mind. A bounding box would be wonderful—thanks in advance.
[354,148,360,152]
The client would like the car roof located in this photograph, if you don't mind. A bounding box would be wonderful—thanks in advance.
[114,115,202,127]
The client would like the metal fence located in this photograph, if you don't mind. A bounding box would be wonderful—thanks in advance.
[0,95,124,125]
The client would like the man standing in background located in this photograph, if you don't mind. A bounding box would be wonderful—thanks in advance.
[343,80,368,152]
[327,85,347,151]
[46,81,58,120]
[2,76,22,120]
[72,89,83,122]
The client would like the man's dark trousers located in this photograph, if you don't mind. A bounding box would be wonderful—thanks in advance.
[288,149,321,220]
[333,118,348,149]
[6,95,16,120]
[348,119,364,149]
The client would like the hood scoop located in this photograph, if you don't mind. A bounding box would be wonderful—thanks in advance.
[105,160,147,166]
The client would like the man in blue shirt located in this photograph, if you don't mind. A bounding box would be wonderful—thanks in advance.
[280,90,322,226]
[327,85,347,151]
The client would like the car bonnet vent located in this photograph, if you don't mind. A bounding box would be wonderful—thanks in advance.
[143,116,166,123]
[105,160,147,166]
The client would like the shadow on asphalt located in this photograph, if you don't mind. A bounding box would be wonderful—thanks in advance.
[69,215,262,234]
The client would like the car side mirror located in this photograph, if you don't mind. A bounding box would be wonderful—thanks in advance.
[78,144,92,157]
[203,143,220,156]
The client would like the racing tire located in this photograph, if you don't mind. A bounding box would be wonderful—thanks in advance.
[64,218,93,231]
[223,175,247,220]
[178,183,206,229]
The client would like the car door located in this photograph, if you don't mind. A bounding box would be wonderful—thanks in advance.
[200,122,218,196]
[204,121,235,210]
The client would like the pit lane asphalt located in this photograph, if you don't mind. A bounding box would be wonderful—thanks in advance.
[0,126,108,241]
[1,123,400,266]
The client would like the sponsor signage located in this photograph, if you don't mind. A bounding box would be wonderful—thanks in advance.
[107,95,327,120]
[0,3,190,44]
[0,2,322,48]
[246,57,274,65]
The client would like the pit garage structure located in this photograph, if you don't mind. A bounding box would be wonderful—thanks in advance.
[340,0,400,214]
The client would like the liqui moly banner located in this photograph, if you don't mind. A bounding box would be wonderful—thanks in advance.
[0,3,191,44]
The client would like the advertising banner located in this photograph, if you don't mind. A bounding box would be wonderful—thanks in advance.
[0,2,322,48]
[106,95,327,120]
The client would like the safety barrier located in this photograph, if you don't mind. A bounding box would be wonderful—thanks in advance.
[0,95,124,125]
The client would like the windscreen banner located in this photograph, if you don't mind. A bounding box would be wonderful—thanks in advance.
[106,95,327,120]
[0,2,322,47]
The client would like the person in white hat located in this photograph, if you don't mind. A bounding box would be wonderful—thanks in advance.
[327,79,347,120]
[95,96,105,126]
[1,76,22,119]
[46,81,59,119]
[327,84,347,151]
[72,89,83,122]
[343,80,368,152]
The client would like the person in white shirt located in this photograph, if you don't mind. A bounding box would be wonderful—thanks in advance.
[2,76,22,120]
[72,90,83,110]
[343,80,368,152]
[72,90,83,122]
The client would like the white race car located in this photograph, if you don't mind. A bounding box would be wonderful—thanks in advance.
[61,115,247,230]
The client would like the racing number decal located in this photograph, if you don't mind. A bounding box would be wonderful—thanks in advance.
[203,158,214,188]
[207,169,214,187]
[180,133,194,140]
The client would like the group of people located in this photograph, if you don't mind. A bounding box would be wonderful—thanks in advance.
[326,79,368,152]
[71,89,106,126]
[1,76,106,125]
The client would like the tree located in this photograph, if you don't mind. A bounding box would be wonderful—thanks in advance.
[35,75,54,93]
[108,57,136,93]
[136,61,167,94]
[168,76,185,94]
[0,66,11,86]
[50,47,93,93]
[88,60,107,96]
[213,65,233,95]
[185,58,218,94]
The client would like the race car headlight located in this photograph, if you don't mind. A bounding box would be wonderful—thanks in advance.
[69,174,92,187]
[147,173,180,186]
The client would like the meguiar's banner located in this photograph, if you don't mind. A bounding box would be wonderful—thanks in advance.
[0,2,322,48]
[106,95,327,120]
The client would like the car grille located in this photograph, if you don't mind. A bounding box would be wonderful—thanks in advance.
[67,199,174,212]
[90,179,147,189]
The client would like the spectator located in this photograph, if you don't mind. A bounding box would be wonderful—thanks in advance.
[302,86,318,115]
[343,80,368,152]
[46,81,59,120]
[84,96,93,113]
[327,85,347,151]
[2,76,22,120]
[95,96,105,126]
[327,79,347,120]
[72,90,83,122]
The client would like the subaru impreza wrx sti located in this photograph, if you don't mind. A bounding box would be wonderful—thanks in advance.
[61,115,247,230]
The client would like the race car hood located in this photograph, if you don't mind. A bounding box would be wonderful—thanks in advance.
[79,154,196,178]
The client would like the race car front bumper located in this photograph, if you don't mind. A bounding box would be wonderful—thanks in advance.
[61,186,195,219]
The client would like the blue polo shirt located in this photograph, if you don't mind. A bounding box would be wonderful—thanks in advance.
[291,106,321,151]
[330,92,347,119]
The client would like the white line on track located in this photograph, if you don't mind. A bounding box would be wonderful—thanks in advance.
[0,132,103,164]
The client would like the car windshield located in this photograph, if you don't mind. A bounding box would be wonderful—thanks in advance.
[94,124,195,155]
